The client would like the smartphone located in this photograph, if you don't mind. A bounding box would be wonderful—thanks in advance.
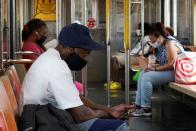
[120,109,132,119]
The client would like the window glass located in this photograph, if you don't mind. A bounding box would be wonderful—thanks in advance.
[177,0,192,45]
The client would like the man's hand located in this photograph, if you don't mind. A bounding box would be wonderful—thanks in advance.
[109,104,135,119]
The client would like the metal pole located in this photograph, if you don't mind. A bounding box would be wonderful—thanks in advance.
[56,0,59,38]
[6,0,10,61]
[56,0,62,38]
[141,0,144,55]
[83,0,87,25]
[125,50,130,104]
[124,0,131,104]
[23,0,28,24]
[82,0,88,97]
[10,0,16,59]
[106,0,111,107]
[82,65,88,97]
[3,0,10,61]
[172,0,177,36]
[0,0,4,71]
[164,0,170,27]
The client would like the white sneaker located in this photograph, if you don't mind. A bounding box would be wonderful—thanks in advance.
[132,108,152,117]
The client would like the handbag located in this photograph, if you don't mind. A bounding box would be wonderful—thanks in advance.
[133,70,141,82]
[174,51,196,84]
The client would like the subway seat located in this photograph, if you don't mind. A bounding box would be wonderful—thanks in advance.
[0,65,23,131]
[0,80,18,131]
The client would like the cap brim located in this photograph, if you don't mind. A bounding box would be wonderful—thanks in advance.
[86,41,106,50]
[79,36,106,50]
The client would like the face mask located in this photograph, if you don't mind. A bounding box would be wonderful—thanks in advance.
[37,35,47,46]
[151,42,161,48]
[136,29,141,36]
[65,53,87,71]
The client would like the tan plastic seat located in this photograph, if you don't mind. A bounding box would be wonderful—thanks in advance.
[0,111,9,131]
[6,66,21,106]
[0,81,18,131]
[0,75,18,116]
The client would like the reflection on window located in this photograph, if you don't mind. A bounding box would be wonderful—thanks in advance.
[34,0,56,21]
[177,0,192,44]
[72,0,97,26]
[73,0,82,23]
[131,3,141,32]
[86,0,93,20]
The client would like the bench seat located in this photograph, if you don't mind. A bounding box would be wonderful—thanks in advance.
[169,82,196,99]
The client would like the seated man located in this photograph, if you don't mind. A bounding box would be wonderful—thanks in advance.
[22,23,133,131]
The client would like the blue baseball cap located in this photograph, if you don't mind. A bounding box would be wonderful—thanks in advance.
[58,23,106,50]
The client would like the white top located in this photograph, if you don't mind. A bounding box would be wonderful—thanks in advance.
[22,48,83,110]
[130,36,151,55]
[44,39,58,49]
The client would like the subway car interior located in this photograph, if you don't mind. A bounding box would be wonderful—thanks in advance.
[0,0,196,131]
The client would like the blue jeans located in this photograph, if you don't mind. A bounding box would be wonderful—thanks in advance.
[77,118,129,131]
[135,70,174,108]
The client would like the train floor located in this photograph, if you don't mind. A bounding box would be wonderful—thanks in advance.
[87,82,196,131]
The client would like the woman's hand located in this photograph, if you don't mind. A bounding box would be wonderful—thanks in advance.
[145,66,156,71]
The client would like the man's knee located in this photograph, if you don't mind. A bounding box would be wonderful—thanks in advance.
[116,122,129,131]
[89,119,128,131]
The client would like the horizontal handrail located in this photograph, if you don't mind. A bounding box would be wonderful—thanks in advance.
[131,1,141,4]
[4,59,34,64]
[3,51,39,56]
[15,51,39,55]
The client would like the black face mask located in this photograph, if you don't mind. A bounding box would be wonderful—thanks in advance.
[65,53,87,71]
[37,35,47,47]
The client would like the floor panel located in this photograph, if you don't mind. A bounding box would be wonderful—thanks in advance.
[87,82,196,131]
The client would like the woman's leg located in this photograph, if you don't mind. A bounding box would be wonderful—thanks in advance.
[140,70,174,108]
[135,71,145,106]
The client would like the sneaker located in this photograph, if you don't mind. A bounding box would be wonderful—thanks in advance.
[104,81,114,88]
[110,82,122,90]
[104,81,122,90]
[130,103,141,111]
[132,108,152,117]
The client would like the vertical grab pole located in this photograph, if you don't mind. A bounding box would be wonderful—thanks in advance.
[82,0,88,97]
[5,0,10,61]
[0,0,4,71]
[23,0,28,24]
[56,0,62,37]
[172,0,177,36]
[56,0,59,38]
[124,0,131,104]
[141,0,144,55]
[106,0,111,107]
[82,63,88,97]
[10,0,16,59]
